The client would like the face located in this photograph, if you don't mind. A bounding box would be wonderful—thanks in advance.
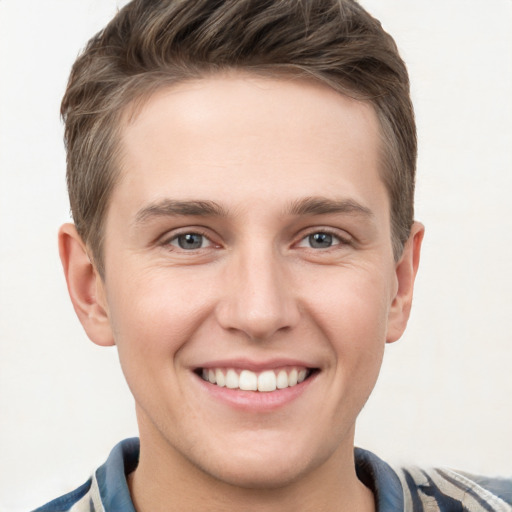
[85,74,418,488]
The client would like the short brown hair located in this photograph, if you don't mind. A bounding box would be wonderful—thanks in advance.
[62,0,416,276]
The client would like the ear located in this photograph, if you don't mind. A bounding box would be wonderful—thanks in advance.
[386,221,424,344]
[58,223,115,347]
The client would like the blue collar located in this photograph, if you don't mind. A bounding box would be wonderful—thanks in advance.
[355,447,404,511]
[96,438,139,512]
[97,439,404,511]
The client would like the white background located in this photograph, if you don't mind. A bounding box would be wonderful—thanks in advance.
[0,0,511,510]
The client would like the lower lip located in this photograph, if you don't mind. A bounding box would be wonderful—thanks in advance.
[193,372,318,412]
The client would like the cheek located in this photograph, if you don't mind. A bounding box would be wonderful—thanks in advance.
[106,269,215,365]
[305,267,391,396]
[308,268,392,346]
[105,274,208,418]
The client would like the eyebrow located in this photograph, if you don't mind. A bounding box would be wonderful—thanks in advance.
[287,196,374,218]
[133,196,373,226]
[134,199,228,225]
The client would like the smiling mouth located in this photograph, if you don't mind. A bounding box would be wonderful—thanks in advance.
[196,367,317,392]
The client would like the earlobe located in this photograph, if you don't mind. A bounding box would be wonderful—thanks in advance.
[58,223,115,347]
[386,221,424,344]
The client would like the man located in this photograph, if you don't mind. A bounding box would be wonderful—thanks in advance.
[35,0,511,510]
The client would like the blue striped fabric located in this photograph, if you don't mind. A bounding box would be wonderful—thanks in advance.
[33,438,512,511]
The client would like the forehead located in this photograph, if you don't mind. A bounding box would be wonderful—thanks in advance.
[113,73,386,219]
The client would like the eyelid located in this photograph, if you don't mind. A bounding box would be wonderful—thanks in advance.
[295,227,352,248]
[169,233,213,249]
[160,227,220,250]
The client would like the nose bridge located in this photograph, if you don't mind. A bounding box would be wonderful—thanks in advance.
[217,238,299,340]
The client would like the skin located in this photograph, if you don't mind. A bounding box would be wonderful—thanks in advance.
[60,73,423,511]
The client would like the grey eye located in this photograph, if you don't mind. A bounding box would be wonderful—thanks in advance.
[308,233,334,248]
[172,233,208,250]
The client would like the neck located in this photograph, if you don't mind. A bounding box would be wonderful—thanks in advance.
[129,415,375,512]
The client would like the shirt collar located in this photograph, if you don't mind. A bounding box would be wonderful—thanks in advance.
[96,437,139,512]
[355,447,405,511]
[96,439,404,511]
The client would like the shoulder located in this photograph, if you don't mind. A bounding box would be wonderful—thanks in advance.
[31,438,139,512]
[396,465,512,511]
[354,448,512,512]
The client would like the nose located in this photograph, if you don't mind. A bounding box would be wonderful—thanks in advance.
[215,243,300,341]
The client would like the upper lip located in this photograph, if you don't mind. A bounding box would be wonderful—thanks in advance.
[193,358,319,372]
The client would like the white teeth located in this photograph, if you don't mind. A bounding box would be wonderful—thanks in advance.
[201,367,311,392]
[239,370,258,391]
[276,370,288,389]
[258,370,277,392]
[215,368,225,387]
[225,369,239,389]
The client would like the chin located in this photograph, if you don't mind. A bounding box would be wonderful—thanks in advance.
[188,435,332,491]
[201,455,313,490]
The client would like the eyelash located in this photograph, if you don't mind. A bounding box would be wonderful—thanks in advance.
[296,229,351,250]
[161,228,351,252]
[162,229,217,252]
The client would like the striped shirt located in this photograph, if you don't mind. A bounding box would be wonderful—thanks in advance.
[33,438,512,512]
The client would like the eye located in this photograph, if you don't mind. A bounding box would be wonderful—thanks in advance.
[168,232,212,250]
[297,231,343,249]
